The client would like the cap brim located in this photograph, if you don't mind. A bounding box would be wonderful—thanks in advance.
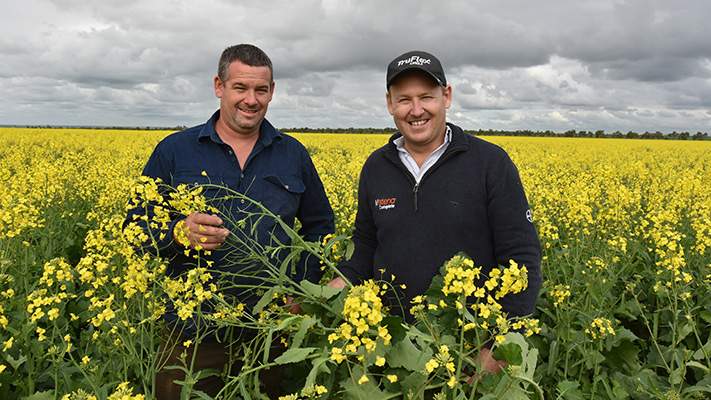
[387,66,444,88]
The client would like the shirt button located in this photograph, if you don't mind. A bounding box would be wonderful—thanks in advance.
[284,184,290,190]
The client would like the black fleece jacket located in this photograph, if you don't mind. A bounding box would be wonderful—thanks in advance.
[340,123,542,319]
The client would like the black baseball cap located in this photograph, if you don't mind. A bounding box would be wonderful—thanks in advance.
[386,50,447,88]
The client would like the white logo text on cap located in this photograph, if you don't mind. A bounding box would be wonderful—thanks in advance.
[397,56,431,67]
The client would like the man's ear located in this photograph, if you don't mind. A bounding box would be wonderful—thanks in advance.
[386,91,394,115]
[214,75,223,98]
[443,84,452,109]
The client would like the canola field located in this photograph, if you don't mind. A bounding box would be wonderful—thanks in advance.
[0,127,710,399]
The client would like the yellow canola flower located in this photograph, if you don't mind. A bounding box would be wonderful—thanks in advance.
[586,318,616,340]
[330,347,346,364]
[425,358,439,373]
[107,382,144,400]
[441,255,480,297]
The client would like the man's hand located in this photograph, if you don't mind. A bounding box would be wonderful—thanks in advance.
[327,277,347,290]
[466,347,507,384]
[174,212,230,250]
[477,347,507,374]
[285,296,302,314]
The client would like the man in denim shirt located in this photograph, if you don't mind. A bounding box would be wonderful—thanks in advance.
[132,44,334,399]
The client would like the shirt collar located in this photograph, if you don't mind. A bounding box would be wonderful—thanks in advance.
[198,110,282,147]
[393,124,452,154]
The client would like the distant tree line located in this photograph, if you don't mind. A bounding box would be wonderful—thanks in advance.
[464,129,709,140]
[1,125,188,131]
[3,125,709,140]
[286,127,710,140]
[283,127,398,134]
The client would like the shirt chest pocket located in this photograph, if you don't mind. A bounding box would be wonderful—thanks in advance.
[261,174,305,219]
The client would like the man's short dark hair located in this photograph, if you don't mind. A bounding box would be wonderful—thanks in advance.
[218,44,273,82]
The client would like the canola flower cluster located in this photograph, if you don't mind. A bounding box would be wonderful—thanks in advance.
[277,384,329,400]
[413,255,539,345]
[1,128,710,399]
[585,317,617,340]
[328,280,392,365]
[62,381,145,400]
[424,345,458,389]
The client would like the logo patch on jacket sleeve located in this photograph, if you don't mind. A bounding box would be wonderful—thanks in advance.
[375,197,397,210]
[526,209,533,223]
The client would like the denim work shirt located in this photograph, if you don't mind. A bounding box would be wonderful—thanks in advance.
[127,111,334,331]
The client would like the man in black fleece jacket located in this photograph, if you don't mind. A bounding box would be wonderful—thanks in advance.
[329,50,541,326]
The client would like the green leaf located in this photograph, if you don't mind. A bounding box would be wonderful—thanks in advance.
[4,353,27,369]
[685,361,709,374]
[191,389,215,400]
[681,375,711,395]
[670,366,684,385]
[386,336,432,371]
[493,343,523,366]
[583,350,605,369]
[604,337,641,371]
[345,239,355,259]
[341,367,389,400]
[274,347,317,365]
[399,371,428,399]
[253,287,277,314]
[291,316,316,349]
[693,338,711,361]
[275,315,300,331]
[491,374,530,400]
[382,315,406,343]
[304,355,330,389]
[21,391,54,400]
[300,280,342,300]
[677,322,694,342]
[556,380,584,400]
[698,311,711,324]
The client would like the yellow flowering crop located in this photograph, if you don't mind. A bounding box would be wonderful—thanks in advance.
[2,128,710,398]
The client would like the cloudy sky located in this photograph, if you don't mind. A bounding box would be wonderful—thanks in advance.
[1,0,710,132]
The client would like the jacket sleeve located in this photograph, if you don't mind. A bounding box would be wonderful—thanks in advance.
[338,162,377,285]
[123,140,185,260]
[293,148,336,283]
[486,149,542,318]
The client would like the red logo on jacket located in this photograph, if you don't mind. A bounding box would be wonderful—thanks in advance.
[375,197,397,210]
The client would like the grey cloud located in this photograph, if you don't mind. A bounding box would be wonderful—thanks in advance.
[284,74,336,97]
[2,0,711,131]
[589,57,710,82]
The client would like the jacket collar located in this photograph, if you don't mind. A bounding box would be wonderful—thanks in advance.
[198,110,282,147]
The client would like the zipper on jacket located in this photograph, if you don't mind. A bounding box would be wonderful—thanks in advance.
[413,182,420,212]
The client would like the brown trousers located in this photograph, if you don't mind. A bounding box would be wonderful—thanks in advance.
[154,333,283,400]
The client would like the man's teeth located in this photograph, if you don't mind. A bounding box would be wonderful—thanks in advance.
[410,119,428,126]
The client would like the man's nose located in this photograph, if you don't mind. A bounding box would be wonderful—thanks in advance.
[243,90,258,106]
[410,99,425,116]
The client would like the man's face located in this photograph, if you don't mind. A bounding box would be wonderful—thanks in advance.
[214,60,274,136]
[387,72,452,149]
